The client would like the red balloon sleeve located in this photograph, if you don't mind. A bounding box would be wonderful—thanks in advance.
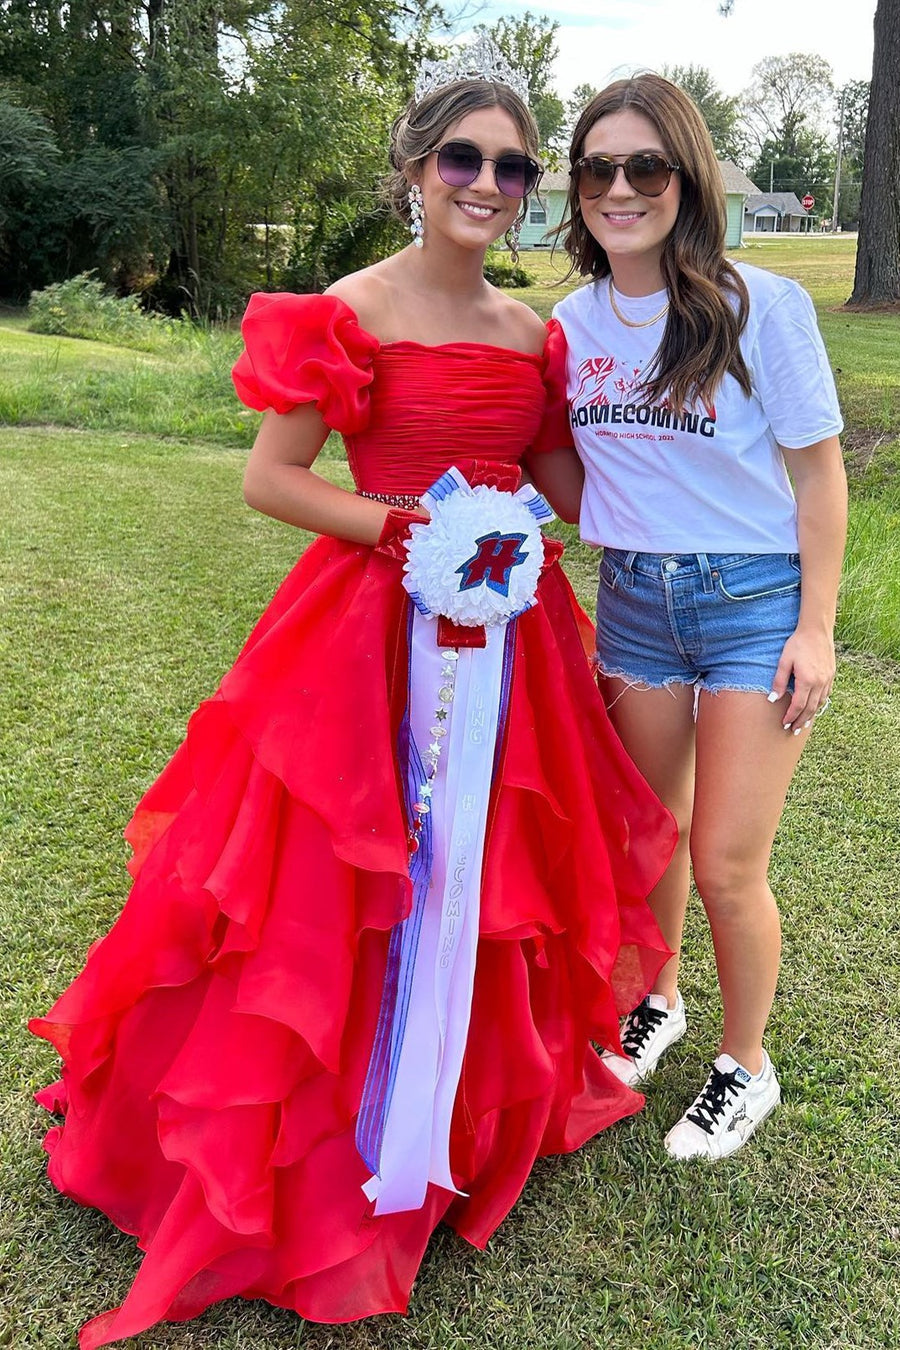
[231,292,379,434]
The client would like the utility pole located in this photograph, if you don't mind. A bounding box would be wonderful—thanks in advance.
[831,87,846,232]
[769,160,774,192]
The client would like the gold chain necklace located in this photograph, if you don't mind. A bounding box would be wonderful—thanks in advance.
[607,276,669,328]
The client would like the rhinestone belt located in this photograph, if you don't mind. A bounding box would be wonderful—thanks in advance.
[358,489,423,511]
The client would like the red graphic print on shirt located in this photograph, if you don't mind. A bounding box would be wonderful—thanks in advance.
[573,355,616,405]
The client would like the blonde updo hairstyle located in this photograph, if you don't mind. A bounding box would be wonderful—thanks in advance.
[385,79,541,230]
[561,73,751,412]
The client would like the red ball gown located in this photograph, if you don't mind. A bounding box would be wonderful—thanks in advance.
[30,294,676,1348]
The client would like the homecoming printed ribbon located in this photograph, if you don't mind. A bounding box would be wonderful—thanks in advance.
[356,468,554,1215]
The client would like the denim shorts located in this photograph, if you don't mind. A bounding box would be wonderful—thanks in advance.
[595,549,802,696]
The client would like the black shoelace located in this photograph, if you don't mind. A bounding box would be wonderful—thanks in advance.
[620,998,668,1057]
[686,1065,746,1135]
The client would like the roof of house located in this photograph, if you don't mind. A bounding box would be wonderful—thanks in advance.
[718,160,759,195]
[744,192,809,216]
[538,160,759,197]
[541,168,570,193]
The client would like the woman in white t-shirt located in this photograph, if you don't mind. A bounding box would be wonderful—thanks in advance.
[552,73,847,1159]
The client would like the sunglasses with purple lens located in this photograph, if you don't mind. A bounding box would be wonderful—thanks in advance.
[431,140,542,199]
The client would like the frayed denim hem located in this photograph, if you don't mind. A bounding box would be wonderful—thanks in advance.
[593,663,698,711]
[594,661,697,692]
[594,663,777,716]
[699,681,774,697]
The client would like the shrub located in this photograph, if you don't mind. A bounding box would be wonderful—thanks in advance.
[483,252,532,288]
[28,273,179,349]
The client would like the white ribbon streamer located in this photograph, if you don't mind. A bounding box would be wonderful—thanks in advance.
[362,611,508,1214]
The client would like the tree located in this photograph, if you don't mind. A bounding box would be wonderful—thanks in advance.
[832,80,869,227]
[838,80,871,167]
[569,82,599,122]
[476,12,566,150]
[740,52,834,161]
[565,82,598,138]
[661,64,745,162]
[0,0,445,306]
[721,0,900,306]
[848,0,899,305]
[0,95,60,288]
[136,0,423,310]
[0,96,59,204]
[238,3,415,295]
[0,2,158,290]
[747,130,834,206]
[739,52,836,220]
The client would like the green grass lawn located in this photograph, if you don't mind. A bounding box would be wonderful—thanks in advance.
[1,426,898,1349]
[0,322,251,446]
[1,241,899,1347]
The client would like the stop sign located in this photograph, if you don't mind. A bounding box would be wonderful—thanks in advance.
[802,194,815,210]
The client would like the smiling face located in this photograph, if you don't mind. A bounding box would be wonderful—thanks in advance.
[414,106,527,255]
[578,108,681,289]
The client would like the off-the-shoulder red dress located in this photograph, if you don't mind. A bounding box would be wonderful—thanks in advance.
[30,294,676,1348]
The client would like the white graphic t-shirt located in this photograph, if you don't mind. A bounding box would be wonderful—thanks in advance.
[552,262,843,553]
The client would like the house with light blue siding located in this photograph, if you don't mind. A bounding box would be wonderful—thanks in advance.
[743,192,813,233]
[720,161,761,244]
[518,169,569,252]
[519,160,759,252]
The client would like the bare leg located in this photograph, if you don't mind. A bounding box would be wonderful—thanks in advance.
[690,689,808,1074]
[600,677,697,1006]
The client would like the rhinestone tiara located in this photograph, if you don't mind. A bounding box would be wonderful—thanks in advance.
[414,34,530,105]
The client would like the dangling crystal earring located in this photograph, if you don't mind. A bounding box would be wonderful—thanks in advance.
[506,212,522,266]
[408,184,425,248]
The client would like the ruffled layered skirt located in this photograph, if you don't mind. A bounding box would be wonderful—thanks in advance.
[31,537,675,1348]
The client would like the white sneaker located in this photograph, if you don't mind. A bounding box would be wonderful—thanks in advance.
[664,1051,781,1160]
[601,992,687,1087]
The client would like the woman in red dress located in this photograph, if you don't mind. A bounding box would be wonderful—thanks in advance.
[30,46,675,1348]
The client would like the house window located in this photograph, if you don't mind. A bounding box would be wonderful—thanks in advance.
[528,199,547,225]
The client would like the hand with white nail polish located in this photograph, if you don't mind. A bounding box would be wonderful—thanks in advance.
[769,625,835,738]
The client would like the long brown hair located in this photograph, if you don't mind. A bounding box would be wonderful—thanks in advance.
[561,74,751,413]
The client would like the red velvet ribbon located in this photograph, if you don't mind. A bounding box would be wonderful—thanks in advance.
[437,617,487,649]
[453,459,522,494]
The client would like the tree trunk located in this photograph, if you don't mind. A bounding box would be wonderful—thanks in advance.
[148,0,165,57]
[186,155,201,289]
[848,0,900,306]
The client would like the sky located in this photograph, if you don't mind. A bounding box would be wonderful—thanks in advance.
[468,0,876,100]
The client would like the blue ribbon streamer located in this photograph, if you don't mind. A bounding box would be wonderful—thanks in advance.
[356,603,433,1176]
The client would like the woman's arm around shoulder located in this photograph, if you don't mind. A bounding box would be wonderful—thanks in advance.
[515,303,583,524]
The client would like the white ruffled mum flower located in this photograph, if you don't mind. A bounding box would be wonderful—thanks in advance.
[402,471,551,627]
